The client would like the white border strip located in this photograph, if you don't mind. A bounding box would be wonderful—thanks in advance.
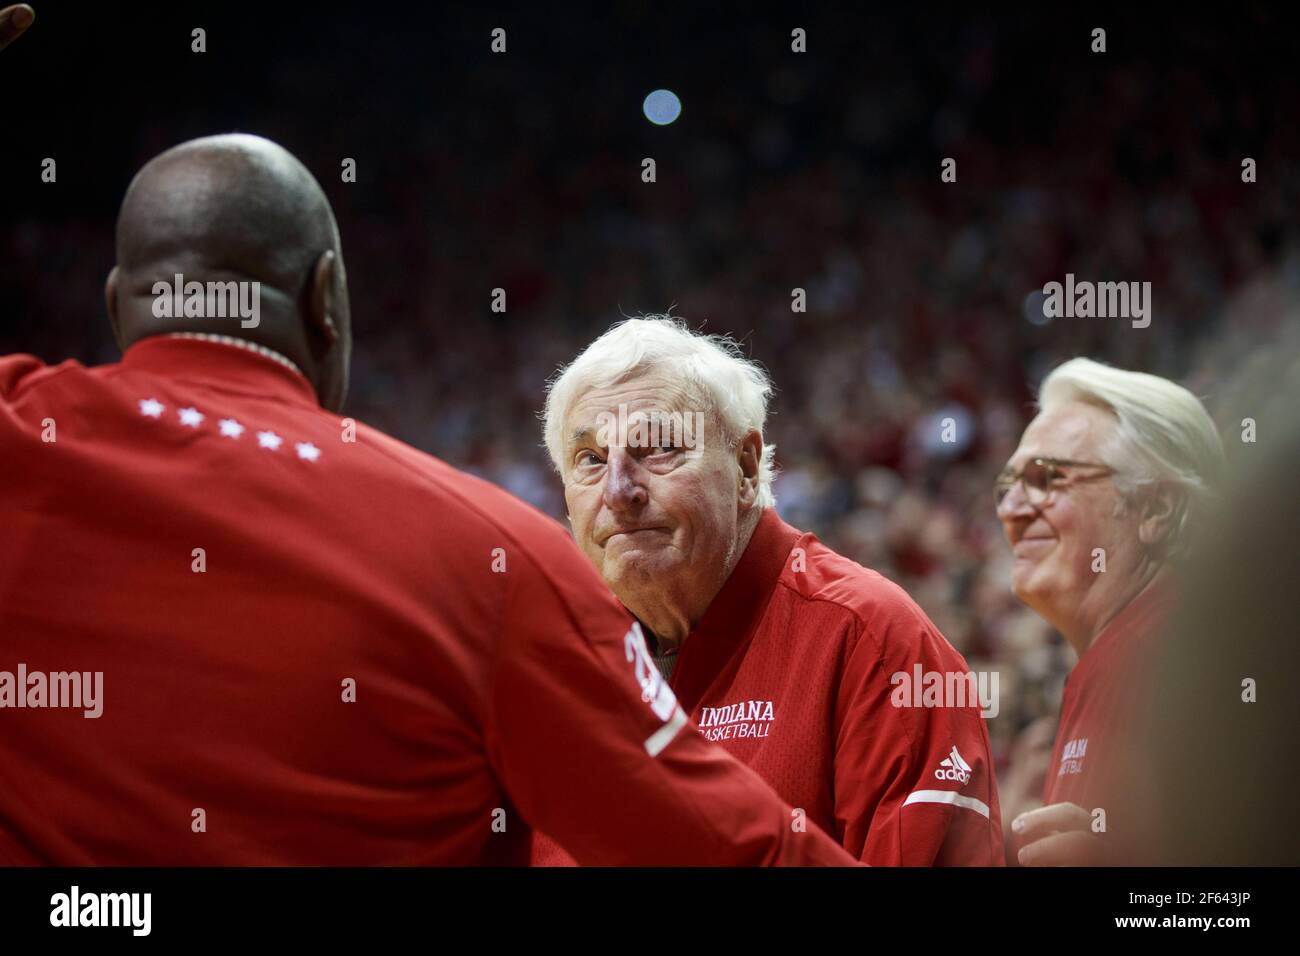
[902,789,990,819]
[644,706,688,757]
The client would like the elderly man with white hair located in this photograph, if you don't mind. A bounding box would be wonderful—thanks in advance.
[534,316,1003,866]
[997,358,1224,866]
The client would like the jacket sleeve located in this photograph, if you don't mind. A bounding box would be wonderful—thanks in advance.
[833,606,1004,865]
[0,354,46,402]
[485,541,856,867]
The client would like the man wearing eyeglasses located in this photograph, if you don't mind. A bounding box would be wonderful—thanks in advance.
[994,358,1224,865]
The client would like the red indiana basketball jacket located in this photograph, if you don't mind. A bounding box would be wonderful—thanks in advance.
[536,508,1004,865]
[1041,581,1172,814]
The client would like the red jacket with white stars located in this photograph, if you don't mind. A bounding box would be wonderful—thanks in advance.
[535,508,1004,866]
[0,335,855,866]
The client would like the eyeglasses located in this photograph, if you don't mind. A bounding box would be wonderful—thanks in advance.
[994,457,1114,508]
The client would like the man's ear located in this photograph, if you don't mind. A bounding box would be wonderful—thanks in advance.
[737,430,763,508]
[105,267,123,350]
[307,250,338,349]
[1138,482,1183,550]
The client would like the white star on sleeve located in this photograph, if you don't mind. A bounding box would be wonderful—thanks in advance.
[218,418,245,439]
[138,398,164,418]
[178,407,205,428]
[295,441,321,462]
[256,430,284,450]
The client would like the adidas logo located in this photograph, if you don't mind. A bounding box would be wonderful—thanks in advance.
[934,746,972,784]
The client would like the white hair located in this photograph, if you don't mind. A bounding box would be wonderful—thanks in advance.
[543,315,777,508]
[1038,357,1225,557]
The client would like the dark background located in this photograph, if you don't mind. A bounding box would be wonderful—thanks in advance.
[4,1,1298,828]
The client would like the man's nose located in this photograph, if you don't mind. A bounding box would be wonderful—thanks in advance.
[602,447,648,511]
[996,478,1037,522]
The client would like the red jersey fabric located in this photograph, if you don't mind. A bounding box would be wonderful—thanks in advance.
[535,508,1004,865]
[1041,580,1173,813]
[0,336,855,866]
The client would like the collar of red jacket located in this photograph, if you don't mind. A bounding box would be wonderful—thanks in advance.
[121,334,320,409]
[671,507,802,708]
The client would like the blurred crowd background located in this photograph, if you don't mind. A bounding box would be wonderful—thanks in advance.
[5,3,1297,823]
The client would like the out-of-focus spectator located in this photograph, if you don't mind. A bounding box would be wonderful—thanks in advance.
[1131,335,1300,865]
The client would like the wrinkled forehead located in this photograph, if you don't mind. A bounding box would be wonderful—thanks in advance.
[1005,400,1118,470]
[564,374,710,446]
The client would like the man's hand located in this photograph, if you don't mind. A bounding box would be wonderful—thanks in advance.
[0,4,34,51]
[1012,802,1108,866]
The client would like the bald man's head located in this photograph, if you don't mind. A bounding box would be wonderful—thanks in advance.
[107,134,351,411]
